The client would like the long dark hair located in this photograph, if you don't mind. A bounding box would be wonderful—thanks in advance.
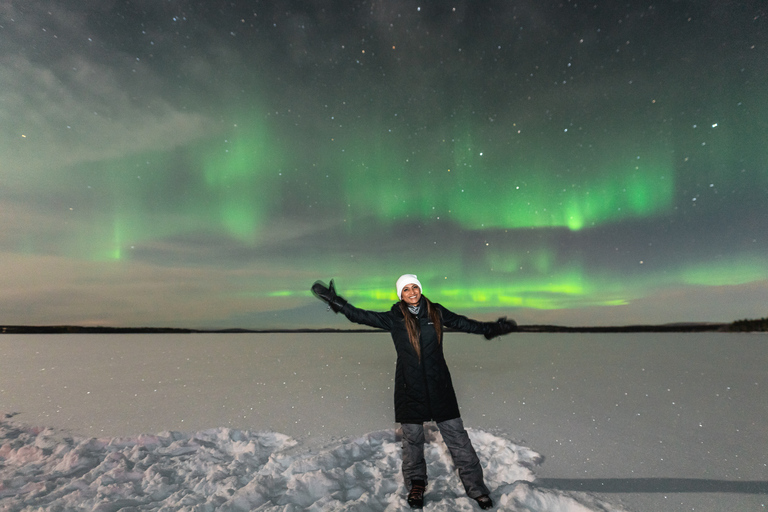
[398,296,442,362]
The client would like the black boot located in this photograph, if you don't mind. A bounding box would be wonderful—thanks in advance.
[475,494,493,509]
[407,480,426,509]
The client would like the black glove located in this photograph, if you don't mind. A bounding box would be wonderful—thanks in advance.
[484,316,517,339]
[311,279,348,313]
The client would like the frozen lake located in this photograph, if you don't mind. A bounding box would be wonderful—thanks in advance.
[1,332,766,511]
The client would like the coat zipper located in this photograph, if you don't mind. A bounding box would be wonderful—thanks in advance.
[419,328,433,419]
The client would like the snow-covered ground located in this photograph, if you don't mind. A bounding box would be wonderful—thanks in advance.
[0,417,627,511]
[1,333,766,511]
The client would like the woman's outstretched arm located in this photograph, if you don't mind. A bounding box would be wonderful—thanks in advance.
[311,279,393,331]
[437,303,517,339]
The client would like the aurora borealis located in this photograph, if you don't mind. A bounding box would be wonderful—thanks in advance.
[2,1,766,328]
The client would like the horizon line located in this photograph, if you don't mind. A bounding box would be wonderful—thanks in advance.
[3,321,757,334]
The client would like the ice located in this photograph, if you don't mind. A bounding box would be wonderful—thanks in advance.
[0,417,626,511]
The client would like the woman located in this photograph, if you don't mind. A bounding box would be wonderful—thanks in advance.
[311,274,516,510]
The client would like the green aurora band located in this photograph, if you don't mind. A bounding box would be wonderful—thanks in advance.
[335,129,675,232]
[56,113,765,316]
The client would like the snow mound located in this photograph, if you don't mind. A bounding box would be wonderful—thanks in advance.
[0,417,626,511]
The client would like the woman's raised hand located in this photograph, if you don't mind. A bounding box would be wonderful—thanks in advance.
[483,317,518,339]
[311,279,348,313]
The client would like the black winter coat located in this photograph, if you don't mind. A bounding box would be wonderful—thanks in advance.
[340,297,489,424]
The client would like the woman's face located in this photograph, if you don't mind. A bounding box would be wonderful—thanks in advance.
[401,283,422,306]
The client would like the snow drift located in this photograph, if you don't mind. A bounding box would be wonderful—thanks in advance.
[0,416,625,511]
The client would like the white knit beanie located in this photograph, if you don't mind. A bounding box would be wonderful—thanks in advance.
[396,274,422,300]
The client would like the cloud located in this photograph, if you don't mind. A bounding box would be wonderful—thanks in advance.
[0,2,212,180]
[0,55,211,177]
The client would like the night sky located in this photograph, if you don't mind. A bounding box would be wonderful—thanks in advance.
[2,1,766,329]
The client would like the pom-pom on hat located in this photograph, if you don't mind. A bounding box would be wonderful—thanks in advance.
[396,274,422,300]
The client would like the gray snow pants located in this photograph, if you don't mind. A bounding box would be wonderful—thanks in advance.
[401,418,490,499]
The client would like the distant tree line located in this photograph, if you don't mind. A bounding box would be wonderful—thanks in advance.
[2,319,767,334]
[727,317,768,332]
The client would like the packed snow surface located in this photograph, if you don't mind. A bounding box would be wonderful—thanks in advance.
[0,417,626,511]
